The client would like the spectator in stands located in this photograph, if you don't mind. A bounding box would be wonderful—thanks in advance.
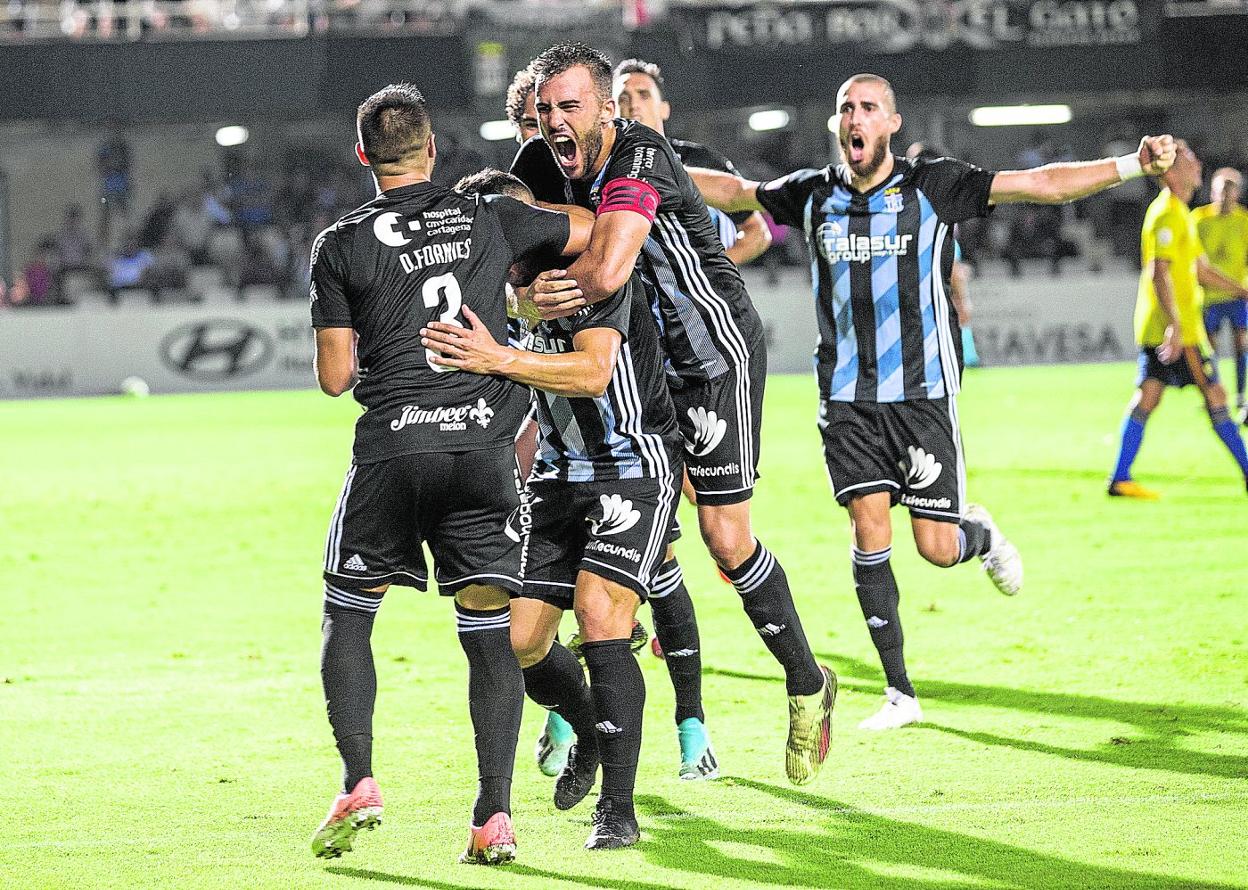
[144,230,192,297]
[171,187,215,264]
[53,204,96,274]
[237,229,282,293]
[97,122,132,244]
[229,160,275,229]
[139,191,178,248]
[21,239,61,306]
[107,233,154,298]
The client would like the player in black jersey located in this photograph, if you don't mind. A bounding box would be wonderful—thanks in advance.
[426,168,681,849]
[690,73,1176,730]
[308,84,593,865]
[613,58,771,268]
[512,42,836,788]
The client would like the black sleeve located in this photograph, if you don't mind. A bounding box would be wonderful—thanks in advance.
[912,158,996,223]
[309,226,352,328]
[569,282,630,340]
[484,194,573,264]
[510,137,568,204]
[602,128,683,211]
[755,168,825,229]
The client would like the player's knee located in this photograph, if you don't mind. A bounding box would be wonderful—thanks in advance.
[510,623,551,669]
[698,509,754,569]
[915,533,959,567]
[573,585,637,642]
[455,583,509,612]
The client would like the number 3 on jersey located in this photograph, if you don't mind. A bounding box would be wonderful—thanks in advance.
[423,272,463,373]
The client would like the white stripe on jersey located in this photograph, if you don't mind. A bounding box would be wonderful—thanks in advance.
[611,343,671,479]
[931,222,962,399]
[654,214,756,488]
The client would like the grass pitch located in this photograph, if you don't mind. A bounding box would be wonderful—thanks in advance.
[1,364,1245,889]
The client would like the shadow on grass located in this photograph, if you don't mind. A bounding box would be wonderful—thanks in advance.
[326,778,1235,890]
[706,654,1248,781]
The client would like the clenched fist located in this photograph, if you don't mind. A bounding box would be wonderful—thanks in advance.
[1138,135,1176,176]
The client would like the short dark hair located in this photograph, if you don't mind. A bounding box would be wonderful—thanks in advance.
[505,66,536,129]
[613,58,664,94]
[532,42,613,101]
[454,168,533,202]
[356,83,431,170]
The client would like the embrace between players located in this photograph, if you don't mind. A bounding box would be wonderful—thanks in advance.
[307,42,1177,863]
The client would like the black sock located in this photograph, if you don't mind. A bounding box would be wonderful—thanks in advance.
[956,519,991,564]
[522,641,598,756]
[581,639,645,818]
[320,584,383,791]
[455,603,523,825]
[725,541,823,696]
[649,558,704,725]
[851,547,914,697]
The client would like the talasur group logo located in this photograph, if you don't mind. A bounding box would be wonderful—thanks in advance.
[160,320,273,379]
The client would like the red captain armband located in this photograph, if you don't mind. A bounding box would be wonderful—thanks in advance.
[598,177,660,222]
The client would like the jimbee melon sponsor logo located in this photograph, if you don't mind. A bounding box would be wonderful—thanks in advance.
[391,398,494,433]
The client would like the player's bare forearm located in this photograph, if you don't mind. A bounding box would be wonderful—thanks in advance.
[1151,264,1183,333]
[687,167,764,214]
[485,346,615,398]
[538,203,596,255]
[949,261,972,323]
[726,212,772,265]
[314,327,357,396]
[1197,255,1248,298]
[530,211,650,319]
[991,135,1176,205]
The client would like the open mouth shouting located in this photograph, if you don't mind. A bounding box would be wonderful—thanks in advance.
[847,132,867,166]
[551,133,581,177]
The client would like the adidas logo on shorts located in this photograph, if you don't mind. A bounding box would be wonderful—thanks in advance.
[344,554,368,572]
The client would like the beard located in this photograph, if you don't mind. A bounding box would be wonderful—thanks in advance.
[844,134,890,178]
[572,123,605,182]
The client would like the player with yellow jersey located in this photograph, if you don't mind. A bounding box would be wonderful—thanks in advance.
[1192,168,1248,420]
[1109,141,1248,498]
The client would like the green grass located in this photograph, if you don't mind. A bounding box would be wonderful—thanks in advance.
[1,364,1245,889]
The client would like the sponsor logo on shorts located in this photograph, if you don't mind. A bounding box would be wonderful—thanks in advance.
[688,462,741,478]
[390,397,494,433]
[900,494,953,510]
[586,540,642,563]
[504,494,540,544]
[904,446,942,490]
[344,553,368,572]
[590,494,641,536]
[684,406,727,456]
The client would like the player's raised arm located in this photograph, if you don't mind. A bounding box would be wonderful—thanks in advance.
[990,136,1177,205]
[422,306,619,397]
[686,167,765,215]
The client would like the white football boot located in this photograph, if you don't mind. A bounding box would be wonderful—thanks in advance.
[858,686,923,731]
[964,503,1023,596]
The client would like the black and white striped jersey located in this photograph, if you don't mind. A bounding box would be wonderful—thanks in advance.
[529,274,682,483]
[512,120,764,386]
[310,182,570,463]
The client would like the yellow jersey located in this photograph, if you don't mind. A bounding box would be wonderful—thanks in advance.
[1191,203,1248,305]
[1135,189,1208,348]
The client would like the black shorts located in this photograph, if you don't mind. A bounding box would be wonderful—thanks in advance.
[323,446,522,594]
[670,338,767,506]
[521,472,680,606]
[820,397,965,523]
[1136,346,1220,389]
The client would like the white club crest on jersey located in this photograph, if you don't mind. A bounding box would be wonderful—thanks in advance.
[905,446,942,490]
[590,494,641,537]
[469,398,494,429]
[684,406,727,457]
